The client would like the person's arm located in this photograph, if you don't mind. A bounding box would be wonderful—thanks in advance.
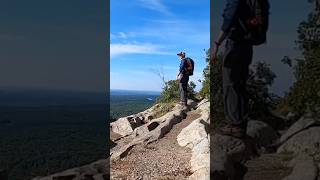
[221,0,240,34]
[212,0,240,63]
[177,59,186,78]
[215,30,227,46]
[212,31,227,63]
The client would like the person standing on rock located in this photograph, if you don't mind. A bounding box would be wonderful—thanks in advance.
[177,52,194,107]
[212,0,269,138]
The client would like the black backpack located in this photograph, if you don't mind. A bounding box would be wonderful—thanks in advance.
[239,0,270,45]
[184,57,194,76]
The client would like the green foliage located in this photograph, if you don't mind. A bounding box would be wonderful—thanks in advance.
[279,1,320,118]
[281,49,320,118]
[199,49,211,99]
[110,94,157,120]
[0,106,106,180]
[151,102,176,119]
[246,62,284,128]
[156,79,197,103]
[210,53,224,128]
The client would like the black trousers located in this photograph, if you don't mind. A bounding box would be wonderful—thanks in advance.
[222,39,253,126]
[179,75,189,105]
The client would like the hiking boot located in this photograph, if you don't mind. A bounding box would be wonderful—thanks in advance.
[216,124,246,138]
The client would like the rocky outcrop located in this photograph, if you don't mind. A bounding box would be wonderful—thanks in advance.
[177,99,210,180]
[211,133,254,179]
[278,126,320,154]
[282,154,318,180]
[243,116,320,180]
[279,117,320,144]
[278,117,320,154]
[110,100,197,162]
[247,120,279,149]
[31,159,108,180]
[110,104,166,138]
[110,117,136,137]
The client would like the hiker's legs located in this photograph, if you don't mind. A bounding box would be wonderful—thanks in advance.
[179,76,189,105]
[222,39,253,127]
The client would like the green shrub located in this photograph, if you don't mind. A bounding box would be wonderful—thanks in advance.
[156,80,197,104]
[199,49,211,99]
[279,1,320,119]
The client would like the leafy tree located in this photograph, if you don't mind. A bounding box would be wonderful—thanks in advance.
[199,49,211,99]
[280,0,320,118]
[210,53,224,128]
[246,62,282,128]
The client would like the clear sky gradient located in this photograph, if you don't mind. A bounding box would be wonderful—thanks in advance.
[213,0,312,96]
[1,0,106,93]
[110,0,210,92]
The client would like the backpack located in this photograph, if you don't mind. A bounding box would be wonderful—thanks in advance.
[239,0,270,45]
[184,57,194,76]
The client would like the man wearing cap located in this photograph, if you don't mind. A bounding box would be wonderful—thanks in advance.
[212,0,254,138]
[177,52,189,106]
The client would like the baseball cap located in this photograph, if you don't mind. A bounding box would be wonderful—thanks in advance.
[177,52,186,56]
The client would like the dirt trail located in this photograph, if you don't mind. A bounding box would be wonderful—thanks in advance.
[110,110,201,180]
[244,153,292,180]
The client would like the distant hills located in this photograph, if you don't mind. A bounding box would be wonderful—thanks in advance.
[110,89,160,120]
[110,89,161,96]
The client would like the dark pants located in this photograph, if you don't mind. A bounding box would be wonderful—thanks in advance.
[179,75,189,105]
[222,39,253,126]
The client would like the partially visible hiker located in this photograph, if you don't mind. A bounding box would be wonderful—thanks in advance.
[212,0,269,138]
[177,52,194,107]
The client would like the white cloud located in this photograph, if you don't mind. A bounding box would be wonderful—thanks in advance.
[118,32,127,39]
[127,19,210,47]
[110,32,132,41]
[110,43,171,58]
[138,0,171,15]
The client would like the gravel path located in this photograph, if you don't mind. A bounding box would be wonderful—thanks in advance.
[110,110,201,180]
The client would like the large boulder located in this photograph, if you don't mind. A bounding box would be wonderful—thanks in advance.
[280,117,320,144]
[177,119,208,149]
[111,105,189,160]
[110,117,134,137]
[190,138,210,172]
[246,120,279,148]
[176,100,210,180]
[210,148,232,180]
[212,134,247,162]
[210,133,250,180]
[278,126,320,154]
[189,167,210,180]
[282,154,318,180]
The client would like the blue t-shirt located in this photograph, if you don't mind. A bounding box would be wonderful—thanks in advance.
[179,58,187,75]
[222,0,240,33]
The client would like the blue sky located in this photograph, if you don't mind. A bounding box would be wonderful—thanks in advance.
[110,0,210,92]
[0,0,106,93]
[214,0,312,96]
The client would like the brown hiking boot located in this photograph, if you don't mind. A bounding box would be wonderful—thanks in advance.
[217,124,246,138]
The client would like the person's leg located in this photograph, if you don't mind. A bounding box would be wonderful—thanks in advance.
[182,78,188,106]
[179,76,188,106]
[238,48,252,128]
[222,40,244,126]
[179,82,184,104]
[220,40,252,137]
